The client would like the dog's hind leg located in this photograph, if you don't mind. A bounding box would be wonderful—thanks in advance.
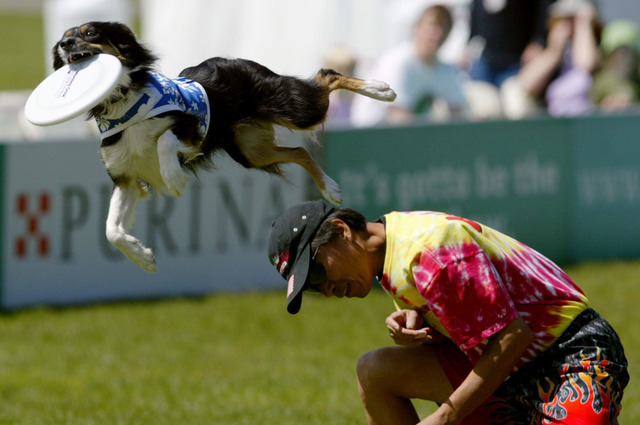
[315,69,397,102]
[234,123,342,205]
[105,182,158,273]
[265,145,342,206]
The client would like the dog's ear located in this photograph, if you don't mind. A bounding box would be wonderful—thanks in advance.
[102,21,157,69]
[106,22,139,49]
[52,42,65,70]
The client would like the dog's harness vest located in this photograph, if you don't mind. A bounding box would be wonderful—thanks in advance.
[95,72,210,139]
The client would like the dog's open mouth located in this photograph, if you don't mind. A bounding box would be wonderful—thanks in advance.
[68,51,96,64]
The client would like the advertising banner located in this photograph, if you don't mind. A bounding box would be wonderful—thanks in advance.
[1,135,311,309]
[2,114,640,309]
[325,114,640,264]
[570,115,640,259]
[325,119,572,261]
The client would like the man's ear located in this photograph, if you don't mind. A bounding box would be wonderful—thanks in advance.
[331,219,352,241]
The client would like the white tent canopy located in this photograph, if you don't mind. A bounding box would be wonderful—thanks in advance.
[139,0,470,78]
[40,0,640,81]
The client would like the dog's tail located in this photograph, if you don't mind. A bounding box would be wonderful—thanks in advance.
[315,69,397,102]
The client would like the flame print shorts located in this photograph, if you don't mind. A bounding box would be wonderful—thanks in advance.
[437,309,629,425]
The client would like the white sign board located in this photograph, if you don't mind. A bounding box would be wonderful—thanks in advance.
[1,136,312,309]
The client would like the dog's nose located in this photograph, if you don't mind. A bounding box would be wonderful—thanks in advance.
[58,37,77,51]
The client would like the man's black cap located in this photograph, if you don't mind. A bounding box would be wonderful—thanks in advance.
[267,201,336,314]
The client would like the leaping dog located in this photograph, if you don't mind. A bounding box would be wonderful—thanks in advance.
[52,21,396,272]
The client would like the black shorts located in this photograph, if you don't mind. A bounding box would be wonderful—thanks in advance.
[435,309,629,425]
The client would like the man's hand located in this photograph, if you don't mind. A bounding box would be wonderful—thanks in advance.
[385,309,445,346]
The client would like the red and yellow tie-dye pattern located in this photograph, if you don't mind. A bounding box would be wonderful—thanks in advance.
[378,211,589,367]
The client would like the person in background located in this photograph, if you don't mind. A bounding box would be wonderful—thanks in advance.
[518,0,602,117]
[268,200,629,425]
[350,4,468,127]
[463,0,555,120]
[323,45,358,127]
[591,19,640,112]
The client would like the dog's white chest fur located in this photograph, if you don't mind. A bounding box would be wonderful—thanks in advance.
[101,116,176,193]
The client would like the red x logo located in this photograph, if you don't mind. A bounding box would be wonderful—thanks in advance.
[15,192,51,258]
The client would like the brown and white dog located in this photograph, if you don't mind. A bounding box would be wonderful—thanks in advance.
[52,21,396,272]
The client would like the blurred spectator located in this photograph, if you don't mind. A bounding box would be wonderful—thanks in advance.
[350,4,467,127]
[323,45,358,127]
[518,0,602,117]
[591,20,640,112]
[463,0,555,119]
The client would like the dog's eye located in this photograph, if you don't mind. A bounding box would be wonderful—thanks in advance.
[85,29,97,37]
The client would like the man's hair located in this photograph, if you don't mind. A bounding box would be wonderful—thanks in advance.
[311,208,367,249]
[417,4,454,39]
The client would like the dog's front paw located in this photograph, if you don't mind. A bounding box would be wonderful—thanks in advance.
[321,175,342,206]
[129,244,158,273]
[360,80,397,102]
[138,246,158,273]
[110,233,158,273]
[162,167,187,197]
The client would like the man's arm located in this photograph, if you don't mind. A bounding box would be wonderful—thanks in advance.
[422,316,534,425]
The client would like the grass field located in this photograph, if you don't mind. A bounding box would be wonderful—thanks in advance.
[0,260,637,424]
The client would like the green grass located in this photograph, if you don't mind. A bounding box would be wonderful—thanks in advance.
[0,260,637,424]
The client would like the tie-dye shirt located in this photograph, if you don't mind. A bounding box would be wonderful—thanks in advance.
[379,211,589,367]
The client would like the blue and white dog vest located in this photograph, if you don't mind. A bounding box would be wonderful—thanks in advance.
[95,72,210,139]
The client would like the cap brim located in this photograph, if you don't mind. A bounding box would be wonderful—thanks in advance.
[286,242,312,314]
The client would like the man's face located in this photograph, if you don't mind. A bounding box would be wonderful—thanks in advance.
[307,223,375,299]
[415,12,448,61]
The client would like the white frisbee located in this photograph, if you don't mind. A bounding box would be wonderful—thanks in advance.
[24,54,123,126]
